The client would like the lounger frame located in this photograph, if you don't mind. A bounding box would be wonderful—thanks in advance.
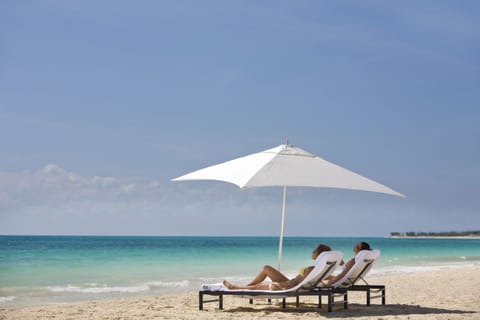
[198,250,386,312]
[335,255,386,306]
[199,284,349,312]
[198,260,348,312]
[347,284,385,305]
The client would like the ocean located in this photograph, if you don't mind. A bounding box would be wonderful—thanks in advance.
[1,236,479,307]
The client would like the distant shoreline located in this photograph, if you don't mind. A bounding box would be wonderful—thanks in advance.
[390,231,480,239]
[390,235,480,239]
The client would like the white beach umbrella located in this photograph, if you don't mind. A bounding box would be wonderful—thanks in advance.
[172,143,405,268]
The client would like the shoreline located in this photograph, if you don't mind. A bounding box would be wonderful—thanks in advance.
[2,266,479,319]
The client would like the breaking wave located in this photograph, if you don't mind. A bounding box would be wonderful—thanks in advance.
[0,296,15,303]
[47,280,191,294]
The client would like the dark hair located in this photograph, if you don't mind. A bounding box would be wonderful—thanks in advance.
[314,244,331,254]
[357,242,371,251]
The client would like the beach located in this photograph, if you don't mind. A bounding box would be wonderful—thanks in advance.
[1,265,479,320]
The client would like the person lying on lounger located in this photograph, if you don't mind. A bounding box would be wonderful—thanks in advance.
[325,241,371,284]
[222,244,331,291]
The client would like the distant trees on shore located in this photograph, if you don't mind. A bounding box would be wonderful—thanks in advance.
[390,230,480,237]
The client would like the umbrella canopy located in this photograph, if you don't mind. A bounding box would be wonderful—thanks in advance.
[172,144,405,268]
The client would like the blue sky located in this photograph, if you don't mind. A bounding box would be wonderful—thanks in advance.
[1,1,479,236]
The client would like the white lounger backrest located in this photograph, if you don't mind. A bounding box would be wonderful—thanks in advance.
[331,249,380,289]
[293,250,343,291]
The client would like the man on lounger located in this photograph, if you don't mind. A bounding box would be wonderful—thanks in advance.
[325,241,371,285]
[222,244,331,291]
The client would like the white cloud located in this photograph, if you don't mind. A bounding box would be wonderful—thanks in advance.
[0,164,441,237]
[0,164,161,211]
[0,164,283,235]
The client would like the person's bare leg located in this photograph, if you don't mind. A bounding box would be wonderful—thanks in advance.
[222,265,290,290]
[247,265,289,285]
[223,280,270,290]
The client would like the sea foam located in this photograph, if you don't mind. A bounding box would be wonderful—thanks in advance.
[372,262,480,276]
[48,285,150,294]
[0,296,15,303]
[145,280,190,288]
[47,280,191,294]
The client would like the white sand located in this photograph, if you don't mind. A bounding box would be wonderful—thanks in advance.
[1,266,479,319]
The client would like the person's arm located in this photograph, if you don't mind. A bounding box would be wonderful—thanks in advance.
[283,265,315,289]
[327,258,354,285]
[301,265,314,277]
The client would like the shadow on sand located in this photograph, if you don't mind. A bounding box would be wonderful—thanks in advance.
[222,302,476,318]
[325,303,476,318]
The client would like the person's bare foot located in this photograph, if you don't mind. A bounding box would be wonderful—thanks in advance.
[222,280,236,289]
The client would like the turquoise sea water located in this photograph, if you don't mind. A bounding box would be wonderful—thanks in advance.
[1,236,479,307]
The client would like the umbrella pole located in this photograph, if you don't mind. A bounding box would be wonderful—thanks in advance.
[278,186,287,270]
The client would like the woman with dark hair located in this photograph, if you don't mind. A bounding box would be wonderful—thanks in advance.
[223,244,331,291]
[326,241,371,284]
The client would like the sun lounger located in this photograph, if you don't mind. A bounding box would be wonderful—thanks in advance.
[199,251,344,312]
[329,249,385,306]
